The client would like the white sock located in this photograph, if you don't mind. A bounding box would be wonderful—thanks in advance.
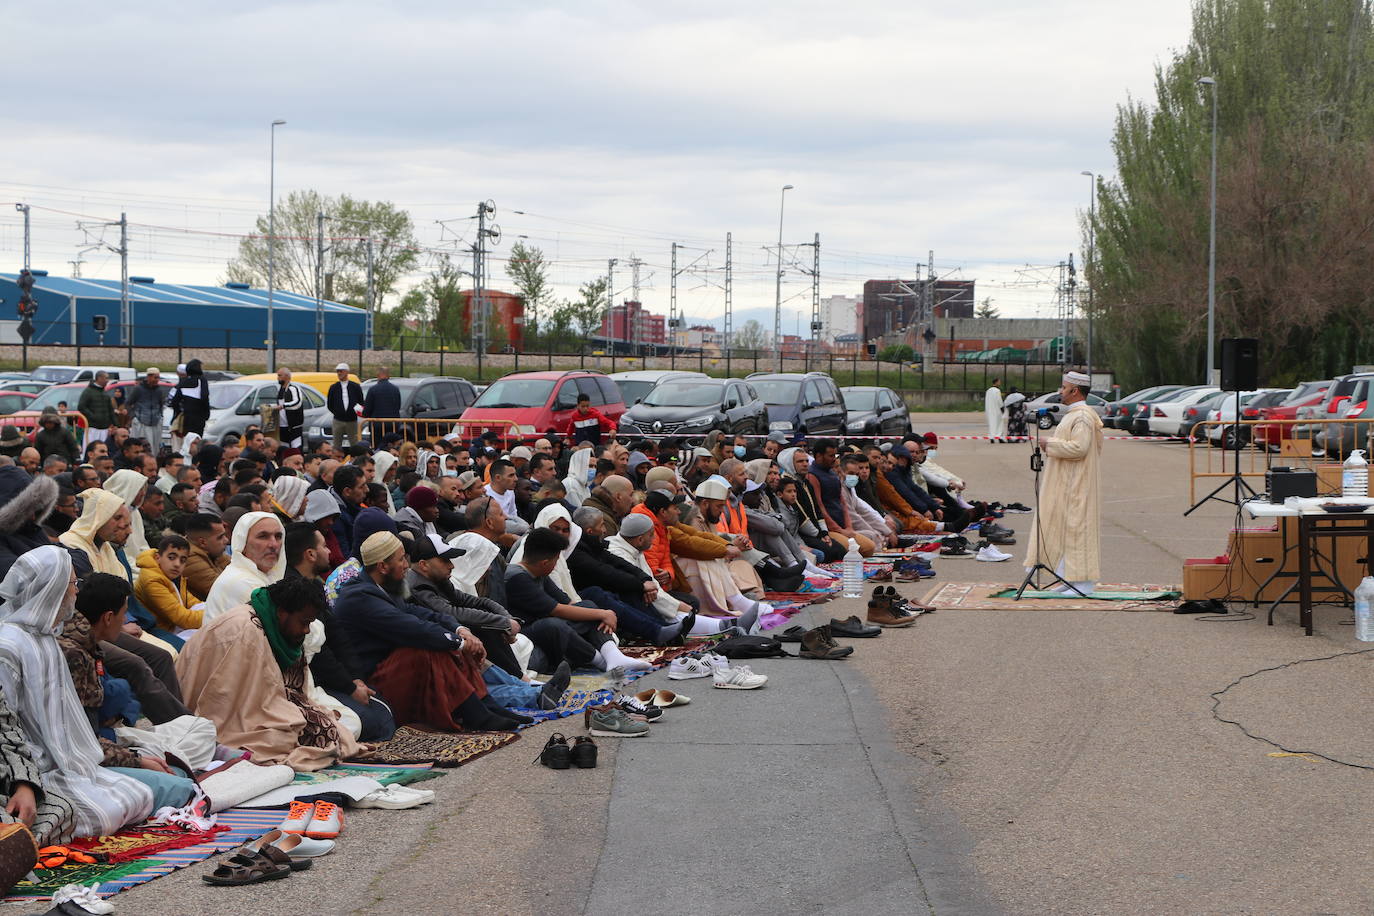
[595,643,652,672]
[934,522,945,531]
[726,592,757,614]
[804,562,836,579]
[686,615,722,636]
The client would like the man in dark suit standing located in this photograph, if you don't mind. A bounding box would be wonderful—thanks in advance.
[362,365,402,443]
[327,363,366,448]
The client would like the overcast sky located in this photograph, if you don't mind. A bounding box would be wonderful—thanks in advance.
[2,0,1194,328]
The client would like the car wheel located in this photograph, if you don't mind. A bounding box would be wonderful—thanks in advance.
[1037,414,1053,430]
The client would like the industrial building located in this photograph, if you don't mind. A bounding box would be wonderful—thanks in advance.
[0,271,368,348]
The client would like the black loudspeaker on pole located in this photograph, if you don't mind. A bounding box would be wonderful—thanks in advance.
[1220,338,1258,392]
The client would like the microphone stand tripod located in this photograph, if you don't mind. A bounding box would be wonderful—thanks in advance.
[1014,410,1087,600]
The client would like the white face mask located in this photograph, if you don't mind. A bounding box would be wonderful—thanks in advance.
[926,449,937,459]
[843,474,859,489]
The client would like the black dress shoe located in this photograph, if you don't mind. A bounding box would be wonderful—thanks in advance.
[829,615,882,638]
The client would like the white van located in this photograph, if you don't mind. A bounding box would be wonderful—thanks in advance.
[31,365,140,385]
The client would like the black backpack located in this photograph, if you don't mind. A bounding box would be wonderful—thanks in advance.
[712,635,794,659]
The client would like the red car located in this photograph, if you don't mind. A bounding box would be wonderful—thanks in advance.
[1254,380,1329,451]
[0,391,36,417]
[456,370,627,446]
[4,379,174,438]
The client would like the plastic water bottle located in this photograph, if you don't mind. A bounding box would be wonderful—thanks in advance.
[1356,577,1374,641]
[842,538,864,598]
[1343,449,1368,499]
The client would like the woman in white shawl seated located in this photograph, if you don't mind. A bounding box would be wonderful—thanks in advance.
[202,512,286,626]
[561,445,594,508]
[0,546,153,837]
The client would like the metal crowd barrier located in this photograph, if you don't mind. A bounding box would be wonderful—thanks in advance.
[1188,417,1374,503]
[358,417,525,446]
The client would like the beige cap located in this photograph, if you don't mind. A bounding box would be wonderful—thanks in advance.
[335,363,350,372]
[693,479,729,501]
[360,530,404,566]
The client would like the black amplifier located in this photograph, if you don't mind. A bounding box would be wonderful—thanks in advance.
[1267,466,1317,503]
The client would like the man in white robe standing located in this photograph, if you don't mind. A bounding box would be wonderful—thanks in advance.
[984,378,1005,442]
[1024,370,1103,596]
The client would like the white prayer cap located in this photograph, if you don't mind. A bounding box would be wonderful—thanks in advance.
[1063,371,1091,387]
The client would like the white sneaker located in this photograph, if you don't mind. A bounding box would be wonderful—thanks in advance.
[976,544,1013,562]
[51,885,114,916]
[354,785,427,810]
[667,656,713,680]
[713,664,768,690]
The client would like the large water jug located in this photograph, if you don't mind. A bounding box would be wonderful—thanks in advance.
[1343,449,1368,499]
[1355,576,1374,642]
[842,538,864,598]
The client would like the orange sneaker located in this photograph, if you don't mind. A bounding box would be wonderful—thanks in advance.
[304,800,343,839]
[279,801,315,835]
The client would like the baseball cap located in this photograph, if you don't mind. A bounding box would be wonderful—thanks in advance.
[455,470,479,489]
[510,446,533,461]
[694,479,729,501]
[335,362,350,372]
[643,490,687,513]
[923,432,938,446]
[690,447,712,460]
[767,431,789,444]
[743,479,763,493]
[890,443,912,459]
[410,532,466,562]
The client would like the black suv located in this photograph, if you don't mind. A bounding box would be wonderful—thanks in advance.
[746,372,847,440]
[619,377,768,437]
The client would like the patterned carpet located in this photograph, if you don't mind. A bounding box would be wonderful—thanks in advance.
[921,582,1184,612]
[354,727,520,767]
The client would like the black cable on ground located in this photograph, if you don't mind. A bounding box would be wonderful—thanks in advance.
[1210,646,1374,769]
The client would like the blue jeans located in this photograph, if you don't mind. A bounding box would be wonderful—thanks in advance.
[324,688,397,742]
[483,664,540,709]
[579,585,669,644]
[109,765,197,810]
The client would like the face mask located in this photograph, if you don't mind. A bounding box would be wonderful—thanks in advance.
[844,474,859,489]
[926,449,937,459]
[586,468,597,483]
[733,445,746,458]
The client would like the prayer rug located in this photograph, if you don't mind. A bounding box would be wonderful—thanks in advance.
[354,726,519,768]
[921,582,1184,612]
[515,674,615,725]
[4,807,281,904]
[288,763,444,787]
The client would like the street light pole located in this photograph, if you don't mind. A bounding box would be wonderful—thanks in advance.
[1081,170,1096,380]
[267,119,286,372]
[1198,76,1218,385]
[774,183,793,369]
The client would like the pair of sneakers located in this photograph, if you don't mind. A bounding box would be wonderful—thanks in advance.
[354,784,436,810]
[666,652,768,690]
[279,800,343,839]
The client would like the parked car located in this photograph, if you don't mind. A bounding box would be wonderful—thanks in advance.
[745,372,847,439]
[359,375,480,441]
[1147,387,1221,437]
[1108,385,1185,430]
[202,378,333,443]
[0,381,49,395]
[0,391,36,417]
[619,377,768,438]
[841,386,912,438]
[1129,385,1205,435]
[1206,389,1289,449]
[1315,388,1374,457]
[30,365,138,384]
[458,370,627,445]
[1255,380,1330,452]
[4,378,176,440]
[1024,391,1109,429]
[609,370,708,407]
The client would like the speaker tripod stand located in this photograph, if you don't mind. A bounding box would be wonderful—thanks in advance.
[1184,387,1259,516]
[1014,420,1088,600]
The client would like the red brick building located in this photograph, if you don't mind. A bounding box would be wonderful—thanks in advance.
[599,301,665,346]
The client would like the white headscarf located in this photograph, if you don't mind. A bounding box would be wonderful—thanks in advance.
[448,531,500,597]
[373,450,399,485]
[507,503,581,602]
[0,546,153,838]
[416,449,440,481]
[562,447,593,508]
[270,475,309,520]
[103,468,151,556]
[202,511,286,624]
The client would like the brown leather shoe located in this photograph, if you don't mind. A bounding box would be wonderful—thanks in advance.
[800,624,853,659]
[867,599,917,628]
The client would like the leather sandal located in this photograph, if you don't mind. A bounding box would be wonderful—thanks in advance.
[203,847,296,885]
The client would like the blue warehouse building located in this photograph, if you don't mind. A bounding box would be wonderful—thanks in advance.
[0,271,368,349]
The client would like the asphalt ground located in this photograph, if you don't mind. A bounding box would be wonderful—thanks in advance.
[111,415,1374,914]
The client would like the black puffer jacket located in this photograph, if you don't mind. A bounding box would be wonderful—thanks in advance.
[0,467,58,579]
[567,533,651,601]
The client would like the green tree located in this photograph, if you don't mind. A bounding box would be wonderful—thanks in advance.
[975,297,1000,320]
[226,191,420,309]
[731,319,767,353]
[551,276,610,342]
[1090,0,1374,388]
[504,241,552,335]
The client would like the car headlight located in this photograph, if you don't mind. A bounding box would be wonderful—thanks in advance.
[680,415,717,428]
[846,419,867,431]
[769,420,794,431]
